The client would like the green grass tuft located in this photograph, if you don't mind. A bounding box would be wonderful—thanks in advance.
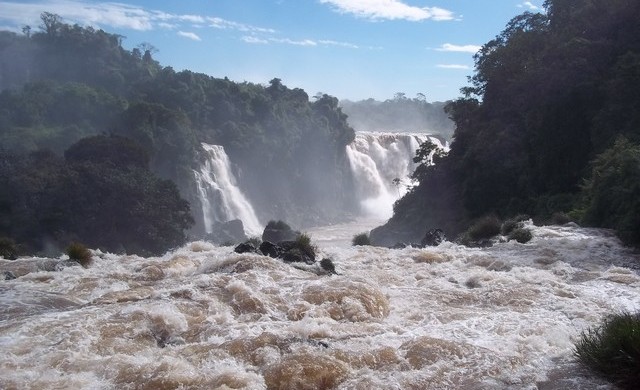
[66,242,92,267]
[295,233,317,259]
[574,312,640,389]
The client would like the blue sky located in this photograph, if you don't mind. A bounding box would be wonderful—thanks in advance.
[0,0,545,102]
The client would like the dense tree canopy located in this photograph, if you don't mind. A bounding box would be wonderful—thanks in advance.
[0,12,358,254]
[0,136,193,256]
[376,0,640,246]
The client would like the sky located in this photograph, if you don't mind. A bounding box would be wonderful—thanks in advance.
[0,0,545,102]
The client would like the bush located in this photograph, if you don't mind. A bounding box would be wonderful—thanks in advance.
[578,137,640,246]
[501,214,530,235]
[0,237,18,260]
[467,215,502,241]
[507,228,533,244]
[550,212,572,225]
[352,233,371,246]
[66,242,92,267]
[574,312,640,389]
[294,233,317,260]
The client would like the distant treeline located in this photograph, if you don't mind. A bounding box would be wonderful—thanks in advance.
[340,95,454,139]
[374,0,640,247]
[0,12,356,256]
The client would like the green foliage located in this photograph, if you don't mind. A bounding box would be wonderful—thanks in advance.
[380,0,640,243]
[577,137,640,246]
[501,214,530,235]
[352,233,371,246]
[66,242,92,267]
[0,236,18,260]
[466,216,502,241]
[507,228,533,244]
[294,233,317,260]
[64,135,149,169]
[339,97,454,139]
[0,139,193,256]
[574,312,640,389]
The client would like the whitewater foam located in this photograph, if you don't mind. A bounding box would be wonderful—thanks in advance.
[0,221,638,389]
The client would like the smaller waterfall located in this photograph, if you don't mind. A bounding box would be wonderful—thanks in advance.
[193,143,262,236]
[346,131,447,219]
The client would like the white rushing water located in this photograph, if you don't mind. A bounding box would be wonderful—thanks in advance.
[346,131,447,219]
[193,143,262,236]
[1,221,638,389]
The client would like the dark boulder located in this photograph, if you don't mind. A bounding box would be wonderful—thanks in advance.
[391,242,408,249]
[207,219,248,245]
[262,220,300,243]
[320,258,337,275]
[2,271,16,280]
[234,242,260,254]
[259,241,282,258]
[281,248,314,265]
[421,228,446,247]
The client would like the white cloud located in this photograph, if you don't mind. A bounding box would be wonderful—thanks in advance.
[318,39,359,49]
[518,2,542,11]
[242,35,269,44]
[207,16,275,33]
[177,31,201,41]
[436,43,481,54]
[319,0,455,21]
[437,64,470,69]
[0,1,274,34]
[243,36,359,48]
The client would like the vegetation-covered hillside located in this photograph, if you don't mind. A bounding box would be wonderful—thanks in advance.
[373,0,640,246]
[340,94,454,139]
[0,13,356,255]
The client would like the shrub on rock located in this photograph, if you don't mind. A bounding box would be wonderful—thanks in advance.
[574,312,640,389]
[352,233,371,246]
[0,237,18,260]
[66,242,92,267]
[508,228,533,244]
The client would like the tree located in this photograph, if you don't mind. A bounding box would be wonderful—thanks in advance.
[39,12,63,36]
[578,137,640,246]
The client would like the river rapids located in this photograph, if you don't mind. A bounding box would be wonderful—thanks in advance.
[1,221,639,389]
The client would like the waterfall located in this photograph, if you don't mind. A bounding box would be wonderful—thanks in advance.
[193,143,262,236]
[346,131,447,219]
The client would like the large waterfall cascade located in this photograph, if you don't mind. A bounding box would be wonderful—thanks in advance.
[346,131,447,219]
[193,143,262,236]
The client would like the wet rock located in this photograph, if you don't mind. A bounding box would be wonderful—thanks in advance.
[421,228,446,247]
[281,248,314,265]
[54,260,82,271]
[234,242,260,254]
[2,271,16,280]
[262,220,300,243]
[320,258,337,275]
[391,242,407,249]
[206,219,248,245]
[259,241,282,258]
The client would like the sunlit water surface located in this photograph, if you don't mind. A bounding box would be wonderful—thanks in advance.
[1,221,638,389]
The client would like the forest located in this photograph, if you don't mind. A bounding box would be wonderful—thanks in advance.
[0,12,356,256]
[340,94,454,139]
[373,0,640,247]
